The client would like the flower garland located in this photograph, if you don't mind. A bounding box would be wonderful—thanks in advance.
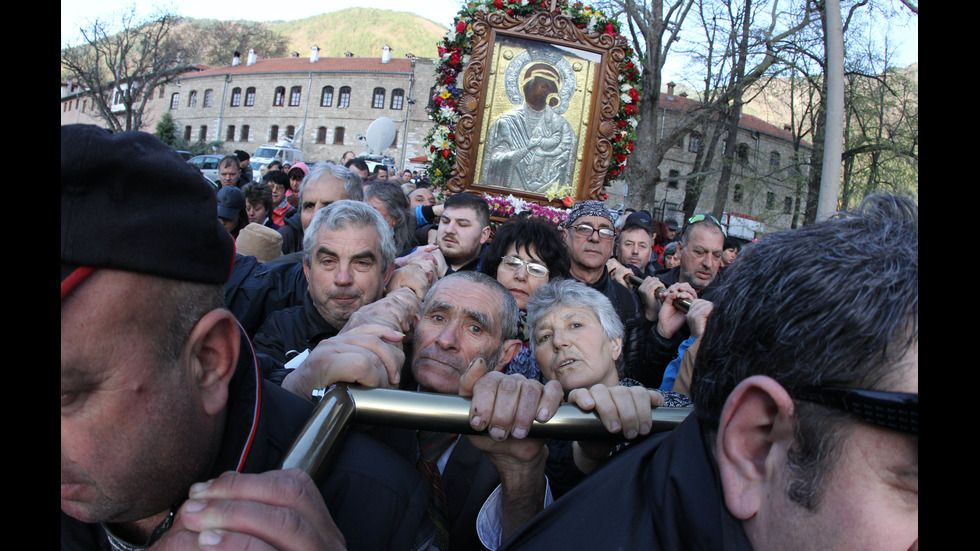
[424,0,642,198]
[484,193,570,227]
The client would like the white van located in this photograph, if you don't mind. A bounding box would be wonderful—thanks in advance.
[251,144,304,169]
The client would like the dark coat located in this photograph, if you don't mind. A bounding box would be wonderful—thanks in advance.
[224,255,308,338]
[499,415,754,551]
[253,291,341,383]
[277,208,305,255]
[61,328,431,551]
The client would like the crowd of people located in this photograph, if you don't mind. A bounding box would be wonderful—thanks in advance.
[62,124,918,550]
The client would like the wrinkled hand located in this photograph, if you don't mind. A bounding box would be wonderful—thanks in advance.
[344,286,421,338]
[386,254,439,301]
[152,469,345,551]
[282,323,406,400]
[656,282,699,339]
[395,245,448,279]
[605,258,632,289]
[685,298,713,339]
[567,384,665,473]
[636,276,667,321]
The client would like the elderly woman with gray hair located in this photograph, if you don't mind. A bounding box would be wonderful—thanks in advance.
[526,278,692,483]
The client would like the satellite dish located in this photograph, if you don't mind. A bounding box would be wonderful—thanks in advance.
[364,117,397,154]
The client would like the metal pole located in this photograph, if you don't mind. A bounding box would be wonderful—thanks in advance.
[817,0,844,219]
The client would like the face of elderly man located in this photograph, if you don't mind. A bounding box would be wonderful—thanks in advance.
[304,223,392,329]
[410,277,516,394]
[300,174,348,231]
[532,305,622,391]
[408,188,435,209]
[678,223,725,290]
[565,215,616,273]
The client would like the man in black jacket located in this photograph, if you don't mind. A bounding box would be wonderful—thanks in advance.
[253,200,396,381]
[499,194,919,551]
[61,125,430,550]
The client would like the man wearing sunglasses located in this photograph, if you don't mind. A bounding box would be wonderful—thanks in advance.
[500,193,918,551]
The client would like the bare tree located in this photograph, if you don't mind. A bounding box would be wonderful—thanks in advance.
[175,19,290,67]
[62,5,189,132]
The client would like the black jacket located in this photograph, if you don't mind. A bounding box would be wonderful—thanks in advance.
[224,255,308,338]
[254,291,341,383]
[577,268,652,385]
[499,415,754,551]
[61,327,431,551]
[277,208,305,255]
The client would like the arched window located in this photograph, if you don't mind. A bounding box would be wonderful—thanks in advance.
[317,127,327,144]
[199,125,208,141]
[245,87,256,107]
[170,93,180,110]
[226,125,236,141]
[390,88,405,110]
[338,87,351,108]
[241,125,250,142]
[286,125,295,140]
[333,127,345,144]
[188,90,197,108]
[770,151,781,168]
[230,87,241,107]
[689,131,701,153]
[372,87,386,109]
[273,87,285,107]
[203,89,213,108]
[289,86,302,106]
[270,125,279,142]
[321,86,334,107]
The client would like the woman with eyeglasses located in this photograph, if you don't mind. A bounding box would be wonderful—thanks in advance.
[480,216,571,382]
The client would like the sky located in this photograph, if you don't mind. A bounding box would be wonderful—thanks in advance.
[62,0,917,81]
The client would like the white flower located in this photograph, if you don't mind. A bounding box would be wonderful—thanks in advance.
[621,92,632,103]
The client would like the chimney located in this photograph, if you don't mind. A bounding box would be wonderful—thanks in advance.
[666,81,676,99]
[382,44,391,64]
[290,51,299,58]
[783,124,792,132]
[232,51,241,66]
[247,49,257,66]
[310,45,319,63]
[345,51,354,58]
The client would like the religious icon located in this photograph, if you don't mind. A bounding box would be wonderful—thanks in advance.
[479,42,582,194]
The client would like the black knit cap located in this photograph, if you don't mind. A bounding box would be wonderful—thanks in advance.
[61,124,235,285]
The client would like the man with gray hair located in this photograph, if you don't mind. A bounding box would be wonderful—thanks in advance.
[255,200,396,381]
[277,162,364,255]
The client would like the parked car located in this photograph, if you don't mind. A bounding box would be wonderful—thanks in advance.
[175,150,194,161]
[187,154,224,182]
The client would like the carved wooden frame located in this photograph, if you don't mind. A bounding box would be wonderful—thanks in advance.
[446,7,627,204]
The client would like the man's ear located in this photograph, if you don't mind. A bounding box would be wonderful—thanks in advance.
[715,375,796,520]
[494,338,524,372]
[184,309,240,417]
[480,224,492,245]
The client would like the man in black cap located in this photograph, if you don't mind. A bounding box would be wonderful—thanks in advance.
[235,149,253,183]
[61,124,430,550]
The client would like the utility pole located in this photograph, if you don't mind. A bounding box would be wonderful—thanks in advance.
[817,0,844,219]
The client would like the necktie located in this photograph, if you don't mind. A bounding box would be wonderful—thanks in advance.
[417,431,457,550]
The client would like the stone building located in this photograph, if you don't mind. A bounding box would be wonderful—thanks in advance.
[607,82,813,239]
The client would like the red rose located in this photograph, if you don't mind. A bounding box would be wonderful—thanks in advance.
[604,23,615,35]
[617,120,628,128]
[448,133,455,141]
[627,142,634,152]
[602,194,609,200]
[576,22,585,29]
[629,88,639,102]
[441,149,451,159]
[616,153,627,163]
[430,145,436,152]
[450,52,461,65]
[624,104,638,116]
[494,0,504,7]
[507,8,514,15]
[456,21,468,32]
[562,196,576,208]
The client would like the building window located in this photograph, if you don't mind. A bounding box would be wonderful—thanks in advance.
[321,86,334,107]
[338,87,351,108]
[226,125,236,141]
[391,88,404,110]
[372,88,386,109]
[736,143,749,164]
[667,169,680,189]
[188,90,197,108]
[273,87,285,107]
[170,93,180,110]
[270,125,279,142]
[770,151,781,168]
[334,127,345,144]
[184,126,192,141]
[733,184,744,203]
[203,89,213,108]
[245,87,256,107]
[689,132,701,153]
[199,126,208,141]
[674,136,684,148]
[230,87,241,107]
[316,127,327,144]
[241,125,250,142]
[289,86,302,106]
[766,191,776,210]
[286,125,295,140]
[783,196,793,214]
[159,86,165,99]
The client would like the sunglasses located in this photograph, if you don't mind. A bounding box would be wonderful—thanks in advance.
[687,213,725,232]
[792,386,918,435]
[500,255,550,278]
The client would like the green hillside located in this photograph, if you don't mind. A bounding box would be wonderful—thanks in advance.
[268,8,449,60]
